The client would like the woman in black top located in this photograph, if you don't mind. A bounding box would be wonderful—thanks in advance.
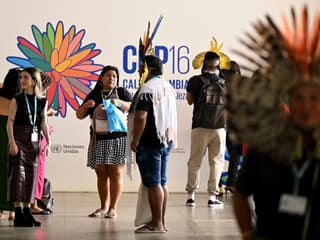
[76,65,132,218]
[7,67,50,227]
[0,68,21,221]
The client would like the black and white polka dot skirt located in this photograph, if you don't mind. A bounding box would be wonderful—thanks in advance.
[87,136,127,169]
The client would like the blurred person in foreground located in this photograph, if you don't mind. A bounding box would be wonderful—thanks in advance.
[227,6,320,240]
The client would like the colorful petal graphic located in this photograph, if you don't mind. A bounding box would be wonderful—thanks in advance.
[7,21,104,117]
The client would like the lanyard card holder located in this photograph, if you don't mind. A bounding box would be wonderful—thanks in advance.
[24,93,38,142]
[279,193,307,216]
[31,127,38,142]
[279,156,312,216]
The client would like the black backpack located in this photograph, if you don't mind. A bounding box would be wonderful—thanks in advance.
[194,75,226,129]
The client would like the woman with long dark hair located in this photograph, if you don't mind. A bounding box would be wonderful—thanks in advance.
[76,65,132,218]
[0,68,21,220]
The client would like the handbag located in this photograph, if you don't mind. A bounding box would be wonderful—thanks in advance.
[103,99,127,133]
[37,178,54,213]
[92,104,109,134]
[134,184,152,227]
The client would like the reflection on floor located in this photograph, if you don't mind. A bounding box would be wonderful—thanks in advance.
[0,192,241,240]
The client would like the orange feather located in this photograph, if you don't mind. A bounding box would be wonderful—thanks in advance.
[309,13,320,64]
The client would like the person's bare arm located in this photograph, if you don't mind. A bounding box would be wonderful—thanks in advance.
[186,91,193,105]
[234,191,254,240]
[76,100,95,119]
[131,110,147,152]
[41,101,51,155]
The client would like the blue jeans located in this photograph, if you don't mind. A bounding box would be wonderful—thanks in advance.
[136,142,173,187]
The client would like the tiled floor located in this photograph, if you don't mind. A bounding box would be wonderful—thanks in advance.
[0,192,241,240]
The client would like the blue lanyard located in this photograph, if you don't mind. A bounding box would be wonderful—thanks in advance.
[24,93,37,127]
[291,154,312,195]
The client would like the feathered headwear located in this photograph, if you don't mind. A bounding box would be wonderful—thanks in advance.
[226,6,320,163]
[192,36,231,70]
[138,15,163,85]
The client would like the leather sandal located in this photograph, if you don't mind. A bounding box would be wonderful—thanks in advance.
[105,209,117,218]
[88,209,107,218]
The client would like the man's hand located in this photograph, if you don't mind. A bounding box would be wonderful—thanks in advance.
[186,92,193,105]
[131,139,139,152]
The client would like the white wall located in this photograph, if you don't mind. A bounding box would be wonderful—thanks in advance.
[0,0,319,192]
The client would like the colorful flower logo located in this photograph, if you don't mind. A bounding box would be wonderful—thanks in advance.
[7,21,104,117]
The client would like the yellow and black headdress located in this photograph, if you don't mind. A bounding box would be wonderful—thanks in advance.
[192,36,231,70]
[138,15,163,85]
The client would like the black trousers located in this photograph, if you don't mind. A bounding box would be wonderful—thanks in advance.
[219,133,242,187]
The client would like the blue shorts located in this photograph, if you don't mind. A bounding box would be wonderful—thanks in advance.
[136,142,173,187]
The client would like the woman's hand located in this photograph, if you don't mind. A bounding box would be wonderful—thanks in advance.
[9,142,18,156]
[47,108,57,116]
[43,140,51,156]
[110,99,122,108]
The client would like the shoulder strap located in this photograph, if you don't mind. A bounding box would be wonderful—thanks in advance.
[107,87,119,99]
[114,87,119,99]
[91,108,98,146]
[200,75,225,93]
[199,75,210,87]
[302,161,320,239]
[215,78,226,93]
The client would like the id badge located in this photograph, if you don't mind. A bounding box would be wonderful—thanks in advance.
[279,193,307,216]
[31,128,38,142]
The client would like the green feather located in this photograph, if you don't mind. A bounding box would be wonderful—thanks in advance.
[42,33,53,62]
[46,23,55,48]
[79,43,95,51]
[18,44,42,59]
[29,58,52,72]
[52,89,59,110]
[32,25,44,53]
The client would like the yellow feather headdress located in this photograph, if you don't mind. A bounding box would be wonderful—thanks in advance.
[192,37,231,70]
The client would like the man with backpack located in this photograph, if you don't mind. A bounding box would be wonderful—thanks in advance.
[185,51,226,207]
